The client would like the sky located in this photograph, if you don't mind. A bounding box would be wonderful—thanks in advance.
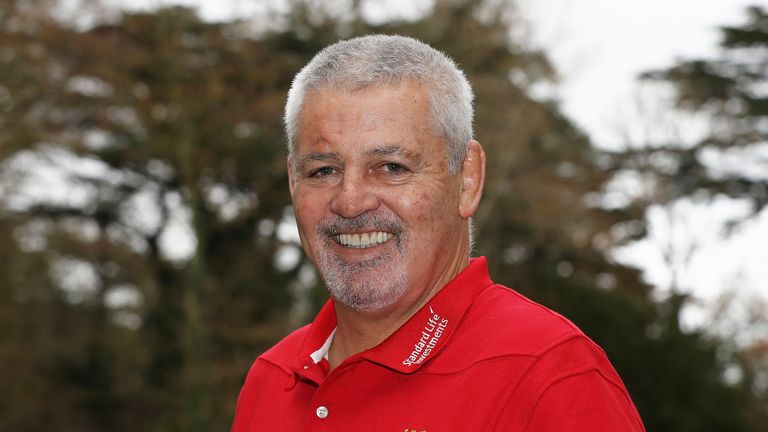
[519,0,767,148]
[517,0,768,340]
[57,0,768,340]
[94,0,766,146]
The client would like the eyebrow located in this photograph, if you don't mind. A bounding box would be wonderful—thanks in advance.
[366,145,423,165]
[294,145,425,173]
[295,152,341,173]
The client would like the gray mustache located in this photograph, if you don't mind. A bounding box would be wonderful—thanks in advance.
[318,213,405,236]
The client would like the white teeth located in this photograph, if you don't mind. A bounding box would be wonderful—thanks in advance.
[335,231,394,249]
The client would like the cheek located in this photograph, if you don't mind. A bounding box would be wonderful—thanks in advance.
[292,188,326,233]
[391,191,429,223]
[291,190,327,262]
[392,187,456,229]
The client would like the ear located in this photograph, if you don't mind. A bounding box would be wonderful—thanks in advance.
[459,140,486,219]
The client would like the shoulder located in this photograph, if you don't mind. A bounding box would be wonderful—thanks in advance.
[434,282,625,379]
[456,283,587,358]
[235,325,310,407]
[232,325,310,431]
[453,285,644,430]
[256,324,311,373]
[468,285,636,408]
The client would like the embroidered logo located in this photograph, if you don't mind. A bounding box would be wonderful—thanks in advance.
[402,306,448,367]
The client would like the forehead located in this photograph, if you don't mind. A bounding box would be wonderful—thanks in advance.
[295,81,439,155]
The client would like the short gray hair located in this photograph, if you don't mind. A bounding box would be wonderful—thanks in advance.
[284,34,474,174]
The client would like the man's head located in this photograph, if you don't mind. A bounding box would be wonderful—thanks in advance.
[285,34,474,174]
[285,35,485,313]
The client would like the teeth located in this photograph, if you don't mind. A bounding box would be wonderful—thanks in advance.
[335,231,394,249]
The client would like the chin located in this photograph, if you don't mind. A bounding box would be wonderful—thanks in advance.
[325,271,409,312]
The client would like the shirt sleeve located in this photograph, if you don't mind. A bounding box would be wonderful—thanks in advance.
[522,369,645,432]
[492,335,645,432]
[231,360,261,432]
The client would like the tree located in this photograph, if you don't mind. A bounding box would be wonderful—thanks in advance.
[1,2,301,430]
[615,6,768,207]
[610,5,768,430]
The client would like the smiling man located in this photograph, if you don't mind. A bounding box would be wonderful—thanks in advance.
[232,35,645,431]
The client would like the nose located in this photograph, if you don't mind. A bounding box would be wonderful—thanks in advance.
[330,169,379,219]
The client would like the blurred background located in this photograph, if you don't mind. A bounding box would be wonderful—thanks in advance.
[1,0,766,430]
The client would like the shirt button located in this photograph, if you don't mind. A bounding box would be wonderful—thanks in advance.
[316,406,329,419]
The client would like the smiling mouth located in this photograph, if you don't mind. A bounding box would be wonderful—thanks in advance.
[335,232,394,249]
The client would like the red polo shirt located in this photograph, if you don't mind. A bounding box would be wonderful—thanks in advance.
[232,257,645,431]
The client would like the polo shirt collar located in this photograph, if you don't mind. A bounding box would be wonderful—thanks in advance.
[291,257,493,381]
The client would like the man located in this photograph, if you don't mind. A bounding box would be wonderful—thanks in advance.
[232,34,645,431]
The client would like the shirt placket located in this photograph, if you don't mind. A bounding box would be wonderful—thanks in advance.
[301,358,360,431]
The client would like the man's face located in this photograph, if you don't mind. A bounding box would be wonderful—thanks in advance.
[289,81,470,312]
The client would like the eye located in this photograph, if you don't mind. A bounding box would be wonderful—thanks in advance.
[381,162,408,175]
[308,166,337,177]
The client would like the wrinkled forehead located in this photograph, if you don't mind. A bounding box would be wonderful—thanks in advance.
[302,81,429,125]
[290,83,449,166]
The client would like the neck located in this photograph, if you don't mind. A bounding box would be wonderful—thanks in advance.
[327,249,470,370]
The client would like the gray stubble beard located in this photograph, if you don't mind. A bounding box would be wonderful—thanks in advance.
[314,214,408,312]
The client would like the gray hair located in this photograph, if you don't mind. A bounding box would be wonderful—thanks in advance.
[284,34,474,174]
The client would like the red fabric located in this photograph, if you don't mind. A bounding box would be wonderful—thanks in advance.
[231,257,645,431]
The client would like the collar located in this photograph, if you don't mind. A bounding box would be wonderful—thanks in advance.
[290,257,493,383]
